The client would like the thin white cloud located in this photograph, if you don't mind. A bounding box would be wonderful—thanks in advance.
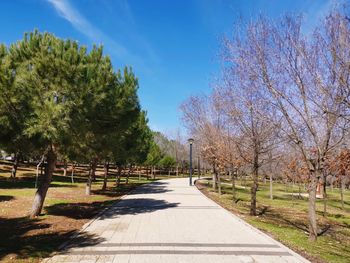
[47,0,84,28]
[47,0,137,63]
[116,0,136,26]
[101,0,161,67]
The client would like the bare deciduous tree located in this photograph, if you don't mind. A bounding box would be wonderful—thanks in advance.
[221,12,349,241]
[181,8,350,242]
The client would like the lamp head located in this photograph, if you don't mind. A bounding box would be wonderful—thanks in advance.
[188,138,194,145]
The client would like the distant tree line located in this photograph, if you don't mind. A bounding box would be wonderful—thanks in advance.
[145,131,202,178]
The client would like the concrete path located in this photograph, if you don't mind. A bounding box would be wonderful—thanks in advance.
[45,178,310,263]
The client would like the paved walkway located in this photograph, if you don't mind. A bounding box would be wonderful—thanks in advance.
[45,178,310,263]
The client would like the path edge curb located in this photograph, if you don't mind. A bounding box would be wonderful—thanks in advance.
[41,181,150,263]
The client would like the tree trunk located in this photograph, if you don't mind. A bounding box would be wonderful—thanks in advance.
[181,161,184,177]
[63,159,67,176]
[330,176,334,192]
[30,145,57,217]
[11,152,19,179]
[212,165,217,191]
[250,163,259,216]
[317,181,322,196]
[291,178,295,200]
[152,166,156,179]
[323,177,327,217]
[71,163,75,183]
[269,172,273,200]
[217,171,222,195]
[86,158,97,195]
[308,170,318,241]
[35,155,45,189]
[126,165,132,184]
[197,157,201,179]
[86,174,92,195]
[91,159,97,182]
[116,166,122,187]
[231,170,236,201]
[176,164,179,177]
[340,176,345,210]
[102,162,109,191]
[285,180,288,193]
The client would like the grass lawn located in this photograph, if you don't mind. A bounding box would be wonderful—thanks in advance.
[0,163,167,263]
[196,177,350,263]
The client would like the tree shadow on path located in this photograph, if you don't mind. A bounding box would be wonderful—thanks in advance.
[0,195,14,202]
[100,198,180,219]
[129,181,173,195]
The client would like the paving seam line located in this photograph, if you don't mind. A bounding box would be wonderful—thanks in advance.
[42,179,310,262]
[41,182,153,263]
[193,178,311,263]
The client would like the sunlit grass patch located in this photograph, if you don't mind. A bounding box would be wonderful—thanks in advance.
[197,178,350,263]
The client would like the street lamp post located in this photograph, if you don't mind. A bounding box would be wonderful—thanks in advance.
[188,138,194,186]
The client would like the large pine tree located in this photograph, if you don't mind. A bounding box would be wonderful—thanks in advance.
[0,30,147,216]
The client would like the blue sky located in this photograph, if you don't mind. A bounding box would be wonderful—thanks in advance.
[0,0,340,133]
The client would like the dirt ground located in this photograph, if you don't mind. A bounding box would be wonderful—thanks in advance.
[0,163,144,262]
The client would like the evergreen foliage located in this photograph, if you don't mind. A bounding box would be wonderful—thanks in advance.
[0,30,153,216]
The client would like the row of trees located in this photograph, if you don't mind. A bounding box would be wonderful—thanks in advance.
[145,131,192,177]
[282,149,350,208]
[181,9,350,241]
[0,30,153,217]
